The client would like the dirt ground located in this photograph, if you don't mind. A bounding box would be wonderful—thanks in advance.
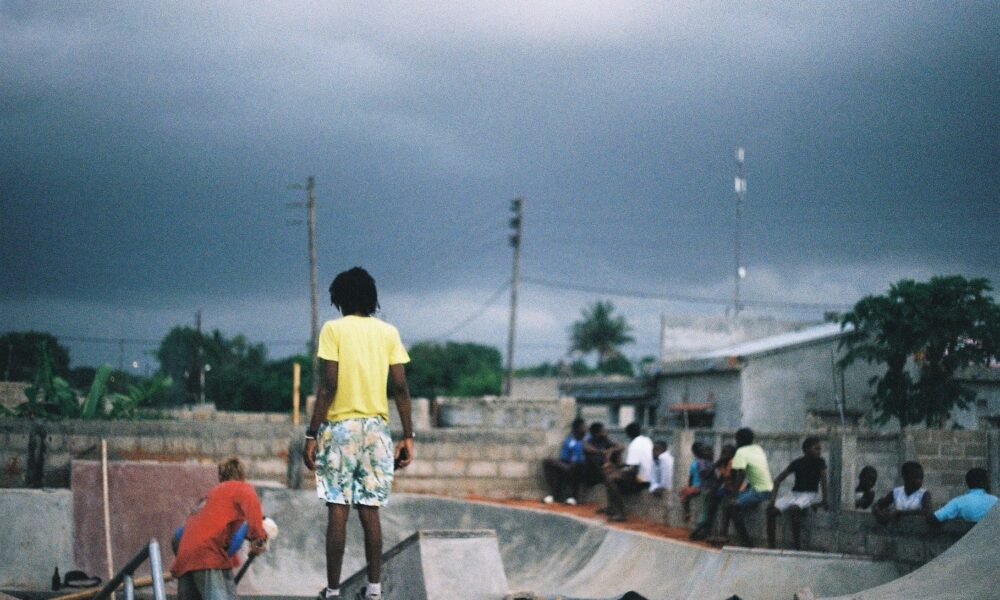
[464,495,718,549]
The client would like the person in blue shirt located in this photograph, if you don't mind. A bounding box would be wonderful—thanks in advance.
[542,418,588,505]
[927,468,998,524]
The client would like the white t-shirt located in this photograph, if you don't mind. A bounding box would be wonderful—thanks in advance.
[650,451,674,492]
[625,435,655,483]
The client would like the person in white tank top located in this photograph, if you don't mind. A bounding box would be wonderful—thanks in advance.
[873,461,933,524]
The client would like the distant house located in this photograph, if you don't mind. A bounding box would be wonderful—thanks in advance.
[952,365,1000,429]
[510,375,655,427]
[650,323,881,432]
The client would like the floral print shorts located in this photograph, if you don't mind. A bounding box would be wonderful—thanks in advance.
[315,416,394,506]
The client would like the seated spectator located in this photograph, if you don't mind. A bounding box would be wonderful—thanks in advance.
[601,422,654,522]
[583,422,623,488]
[766,437,828,550]
[690,444,736,541]
[542,418,588,505]
[872,461,932,524]
[927,467,997,524]
[725,428,773,548]
[649,440,674,498]
[854,466,878,510]
[679,441,705,524]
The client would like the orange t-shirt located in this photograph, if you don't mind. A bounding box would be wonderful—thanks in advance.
[170,480,266,577]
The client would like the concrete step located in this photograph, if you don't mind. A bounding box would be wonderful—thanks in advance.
[339,529,509,600]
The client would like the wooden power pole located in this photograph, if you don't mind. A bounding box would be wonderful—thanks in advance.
[306,176,319,399]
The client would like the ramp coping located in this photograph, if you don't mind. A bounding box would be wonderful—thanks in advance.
[720,546,877,562]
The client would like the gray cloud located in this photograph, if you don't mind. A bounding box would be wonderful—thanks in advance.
[2,1,997,366]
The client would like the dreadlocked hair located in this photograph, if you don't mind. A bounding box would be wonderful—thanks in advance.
[329,267,380,316]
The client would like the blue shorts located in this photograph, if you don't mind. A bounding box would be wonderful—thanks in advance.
[734,488,771,507]
[315,417,394,506]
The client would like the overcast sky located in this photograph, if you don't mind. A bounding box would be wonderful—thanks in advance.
[2,1,997,370]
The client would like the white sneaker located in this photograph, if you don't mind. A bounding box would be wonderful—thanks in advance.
[542,495,555,504]
[356,587,381,600]
[565,497,577,505]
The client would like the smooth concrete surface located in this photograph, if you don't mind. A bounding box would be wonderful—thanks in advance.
[0,489,73,590]
[820,504,1000,600]
[248,490,903,599]
[338,530,509,600]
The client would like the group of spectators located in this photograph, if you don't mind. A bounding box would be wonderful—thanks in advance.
[542,422,998,549]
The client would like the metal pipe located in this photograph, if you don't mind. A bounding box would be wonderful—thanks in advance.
[123,576,134,600]
[148,540,167,600]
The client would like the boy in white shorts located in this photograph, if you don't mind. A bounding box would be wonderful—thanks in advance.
[303,267,415,600]
[766,437,828,550]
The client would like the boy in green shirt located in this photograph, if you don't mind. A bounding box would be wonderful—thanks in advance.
[726,427,773,547]
[303,267,415,600]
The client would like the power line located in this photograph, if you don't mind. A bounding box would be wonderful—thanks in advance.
[520,276,853,311]
[430,279,512,341]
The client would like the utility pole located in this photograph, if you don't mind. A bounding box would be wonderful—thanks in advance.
[196,309,205,404]
[307,177,319,400]
[504,197,523,397]
[733,147,747,317]
[287,177,320,399]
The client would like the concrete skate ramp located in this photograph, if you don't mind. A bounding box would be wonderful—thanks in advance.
[820,504,1000,600]
[250,490,901,599]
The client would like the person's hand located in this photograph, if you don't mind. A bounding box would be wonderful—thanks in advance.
[303,439,317,471]
[395,437,414,469]
[248,538,267,556]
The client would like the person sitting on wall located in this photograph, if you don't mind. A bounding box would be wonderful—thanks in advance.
[679,441,705,525]
[872,461,932,524]
[542,418,588,505]
[725,428,773,548]
[649,440,674,498]
[583,421,623,490]
[690,444,738,541]
[766,437,828,550]
[927,467,997,524]
[171,457,269,600]
[854,466,878,510]
[600,422,654,522]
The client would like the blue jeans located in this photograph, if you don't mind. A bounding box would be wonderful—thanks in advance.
[734,488,771,507]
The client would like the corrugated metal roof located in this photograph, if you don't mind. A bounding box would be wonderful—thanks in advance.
[698,322,853,359]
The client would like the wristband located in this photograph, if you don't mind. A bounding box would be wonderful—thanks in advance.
[305,428,317,440]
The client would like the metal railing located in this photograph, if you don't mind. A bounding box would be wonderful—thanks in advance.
[93,539,166,600]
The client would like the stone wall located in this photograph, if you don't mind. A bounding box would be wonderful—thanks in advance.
[0,381,29,410]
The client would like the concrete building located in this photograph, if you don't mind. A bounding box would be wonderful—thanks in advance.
[651,323,882,432]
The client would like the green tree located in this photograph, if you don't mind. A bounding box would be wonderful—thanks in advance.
[406,342,502,398]
[570,301,635,373]
[839,276,1000,428]
[0,331,70,382]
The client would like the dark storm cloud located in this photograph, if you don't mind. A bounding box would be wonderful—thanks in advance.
[2,2,997,365]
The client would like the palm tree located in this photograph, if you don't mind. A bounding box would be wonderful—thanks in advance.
[570,301,635,370]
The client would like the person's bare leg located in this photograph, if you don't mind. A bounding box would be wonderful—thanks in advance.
[357,505,383,585]
[788,506,803,550]
[326,503,351,589]
[766,506,779,548]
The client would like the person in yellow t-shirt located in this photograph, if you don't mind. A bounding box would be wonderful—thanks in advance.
[302,267,414,600]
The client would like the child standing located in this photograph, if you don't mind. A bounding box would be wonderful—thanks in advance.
[872,461,932,524]
[303,267,415,600]
[766,437,828,549]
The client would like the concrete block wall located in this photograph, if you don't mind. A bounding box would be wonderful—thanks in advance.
[909,429,990,502]
[434,396,575,430]
[0,418,297,488]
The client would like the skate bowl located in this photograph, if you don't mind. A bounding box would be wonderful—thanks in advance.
[245,490,910,600]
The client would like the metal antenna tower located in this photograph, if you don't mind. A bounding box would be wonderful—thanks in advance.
[734,147,747,316]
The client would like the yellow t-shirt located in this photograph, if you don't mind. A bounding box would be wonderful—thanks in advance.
[316,316,410,422]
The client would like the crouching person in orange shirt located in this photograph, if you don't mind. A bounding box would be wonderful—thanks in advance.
[171,457,268,600]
